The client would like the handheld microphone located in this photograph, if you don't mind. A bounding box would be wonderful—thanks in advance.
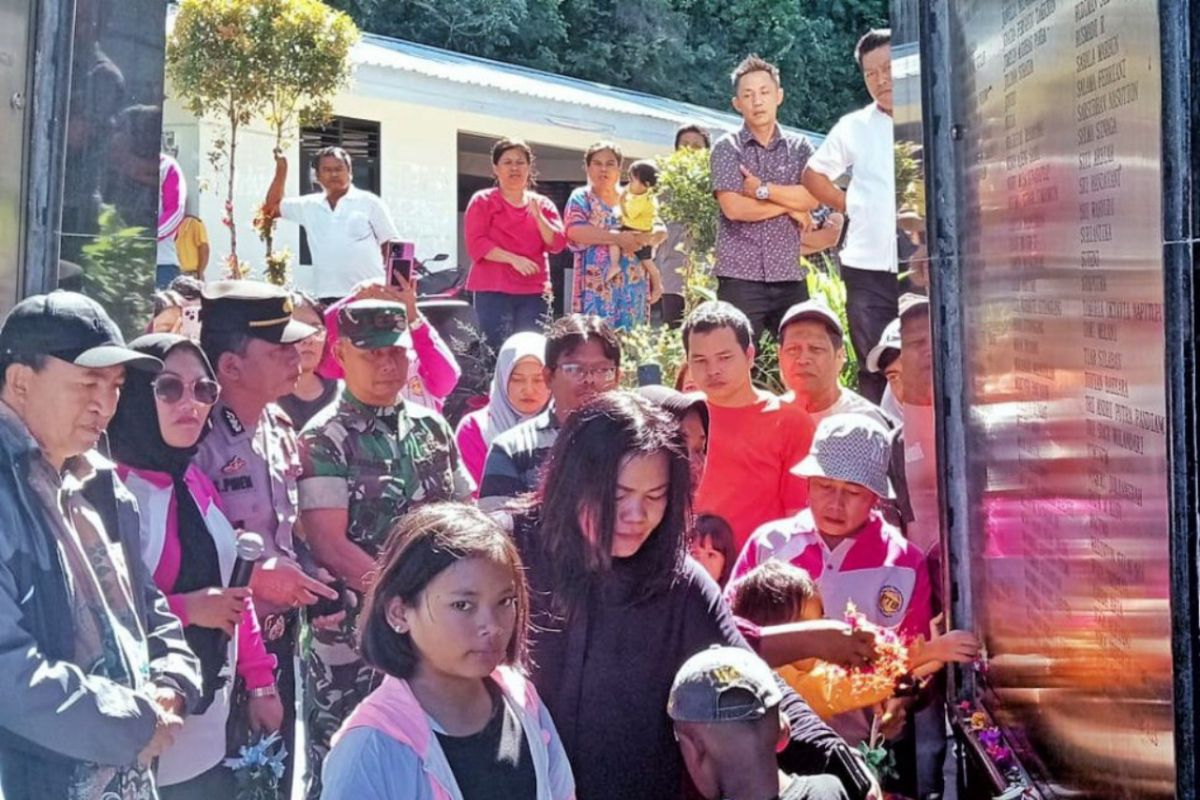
[216,533,265,651]
[229,532,265,589]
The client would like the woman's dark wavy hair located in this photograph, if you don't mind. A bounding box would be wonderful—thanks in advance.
[534,391,691,612]
[359,503,530,679]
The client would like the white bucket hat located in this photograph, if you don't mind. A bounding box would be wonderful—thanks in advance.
[791,413,892,498]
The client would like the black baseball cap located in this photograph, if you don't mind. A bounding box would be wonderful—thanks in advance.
[200,280,316,344]
[0,292,162,371]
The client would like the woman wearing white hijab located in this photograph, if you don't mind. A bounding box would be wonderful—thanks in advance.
[455,331,551,494]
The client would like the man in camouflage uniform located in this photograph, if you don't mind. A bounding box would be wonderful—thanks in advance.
[298,299,474,798]
[194,280,340,798]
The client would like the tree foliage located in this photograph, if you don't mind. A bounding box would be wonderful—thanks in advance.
[167,0,359,273]
[324,0,887,132]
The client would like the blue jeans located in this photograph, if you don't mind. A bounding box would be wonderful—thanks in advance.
[473,291,549,353]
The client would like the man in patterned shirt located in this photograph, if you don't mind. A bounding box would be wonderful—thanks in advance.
[297,299,474,799]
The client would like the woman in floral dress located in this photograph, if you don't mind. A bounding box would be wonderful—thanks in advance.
[564,141,665,330]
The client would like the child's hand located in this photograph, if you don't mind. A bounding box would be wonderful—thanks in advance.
[807,620,879,668]
[929,629,981,664]
[877,698,910,741]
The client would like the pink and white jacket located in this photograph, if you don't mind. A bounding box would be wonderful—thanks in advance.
[323,667,575,800]
[118,464,277,785]
[729,508,933,639]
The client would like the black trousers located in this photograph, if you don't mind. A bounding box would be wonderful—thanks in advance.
[841,266,900,404]
[716,278,808,343]
[159,763,236,800]
[226,611,298,800]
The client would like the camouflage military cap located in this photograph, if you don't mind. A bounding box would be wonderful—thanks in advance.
[338,300,411,350]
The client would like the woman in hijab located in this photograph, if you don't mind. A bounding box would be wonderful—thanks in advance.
[454,331,550,492]
[107,334,283,798]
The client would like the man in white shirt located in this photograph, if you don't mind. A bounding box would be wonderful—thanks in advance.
[776,299,893,429]
[803,29,897,404]
[264,146,400,302]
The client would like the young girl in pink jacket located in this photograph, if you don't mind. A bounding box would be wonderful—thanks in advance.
[322,503,574,800]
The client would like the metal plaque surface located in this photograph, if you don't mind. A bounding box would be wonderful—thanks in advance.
[948,0,1175,796]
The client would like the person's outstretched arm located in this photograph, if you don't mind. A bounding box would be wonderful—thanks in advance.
[263,150,288,217]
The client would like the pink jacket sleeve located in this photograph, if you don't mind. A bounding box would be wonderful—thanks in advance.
[236,598,278,690]
[412,321,460,400]
[454,412,488,495]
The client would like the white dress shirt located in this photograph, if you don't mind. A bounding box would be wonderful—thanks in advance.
[807,103,897,273]
[280,186,401,297]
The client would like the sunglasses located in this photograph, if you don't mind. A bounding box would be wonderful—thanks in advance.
[152,374,221,406]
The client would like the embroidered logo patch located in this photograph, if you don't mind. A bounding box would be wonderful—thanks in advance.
[878,585,904,618]
[222,407,245,435]
[221,455,247,475]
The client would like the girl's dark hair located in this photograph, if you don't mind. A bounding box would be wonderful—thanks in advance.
[728,561,817,627]
[359,503,530,679]
[585,140,623,166]
[628,160,659,188]
[691,514,736,585]
[534,391,691,611]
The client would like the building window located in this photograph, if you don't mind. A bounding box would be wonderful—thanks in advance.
[297,116,381,265]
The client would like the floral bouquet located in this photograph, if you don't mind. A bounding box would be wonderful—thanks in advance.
[224,732,288,800]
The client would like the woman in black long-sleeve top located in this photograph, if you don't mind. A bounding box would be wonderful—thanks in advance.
[508,391,857,800]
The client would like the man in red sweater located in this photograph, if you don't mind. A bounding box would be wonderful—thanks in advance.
[685,301,817,553]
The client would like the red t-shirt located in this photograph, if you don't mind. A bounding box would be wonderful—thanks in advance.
[695,391,816,553]
[464,188,567,295]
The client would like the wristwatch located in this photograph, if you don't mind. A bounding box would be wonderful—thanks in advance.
[249,685,279,699]
[755,183,771,201]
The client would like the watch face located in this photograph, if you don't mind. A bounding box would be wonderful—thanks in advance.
[756,185,769,200]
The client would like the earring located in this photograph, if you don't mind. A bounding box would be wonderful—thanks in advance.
[391,622,404,634]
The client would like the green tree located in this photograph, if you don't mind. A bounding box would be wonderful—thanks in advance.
[167,0,275,272]
[255,0,359,281]
[325,0,888,132]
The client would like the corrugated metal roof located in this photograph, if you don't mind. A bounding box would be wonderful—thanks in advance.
[355,33,825,142]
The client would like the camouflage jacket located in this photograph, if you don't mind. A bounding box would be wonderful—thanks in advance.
[298,390,475,560]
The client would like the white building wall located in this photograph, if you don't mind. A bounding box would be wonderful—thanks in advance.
[161,43,745,286]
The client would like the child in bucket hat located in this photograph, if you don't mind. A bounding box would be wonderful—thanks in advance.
[726,414,933,641]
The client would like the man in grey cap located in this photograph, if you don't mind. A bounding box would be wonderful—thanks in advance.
[193,279,339,798]
[777,299,892,429]
[298,299,474,799]
[0,291,202,800]
[670,645,854,800]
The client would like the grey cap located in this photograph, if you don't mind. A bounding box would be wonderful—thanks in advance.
[778,299,844,339]
[866,318,902,373]
[668,645,782,723]
[791,413,892,498]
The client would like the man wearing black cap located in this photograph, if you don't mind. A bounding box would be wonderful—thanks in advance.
[0,291,202,799]
[193,280,339,798]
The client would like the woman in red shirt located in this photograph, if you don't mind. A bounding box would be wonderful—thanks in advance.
[465,138,567,351]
